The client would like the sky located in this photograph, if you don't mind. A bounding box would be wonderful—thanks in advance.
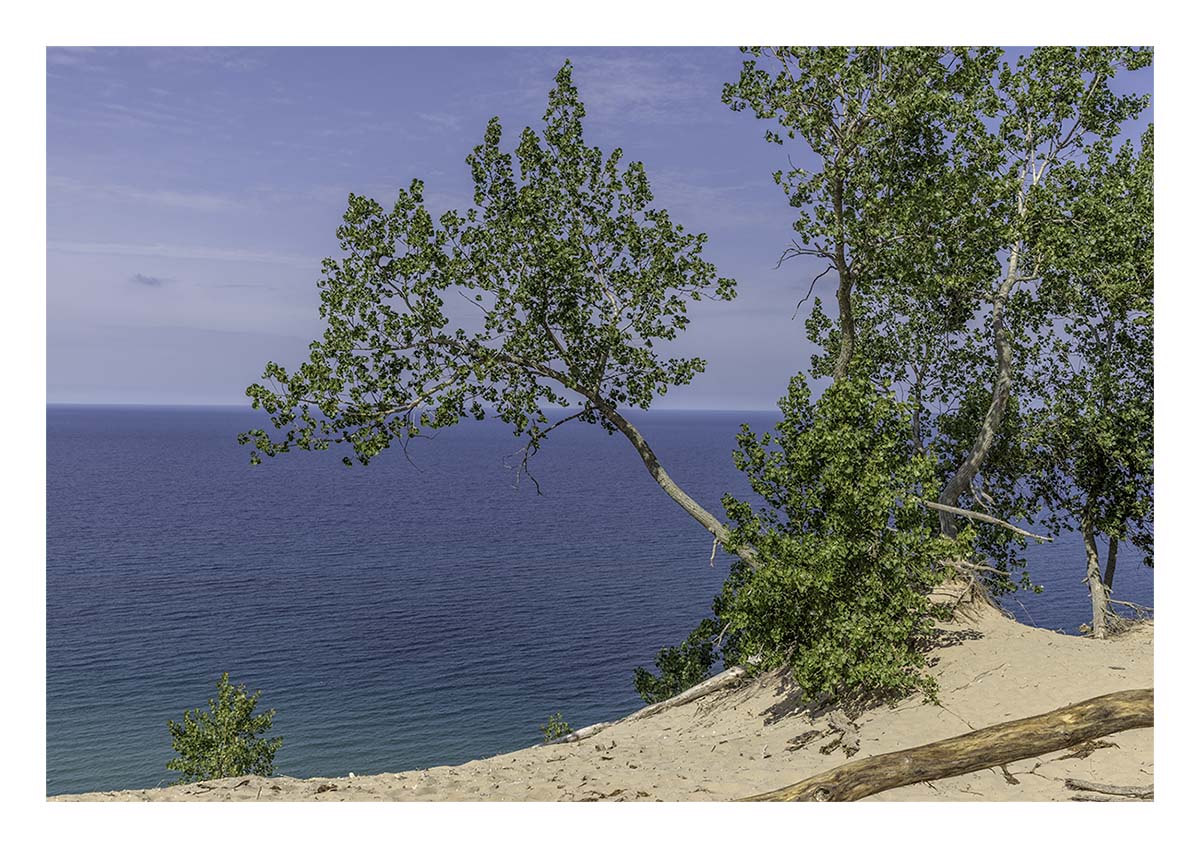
[46,46,1153,409]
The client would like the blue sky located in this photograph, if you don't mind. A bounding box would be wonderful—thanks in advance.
[46,46,1153,408]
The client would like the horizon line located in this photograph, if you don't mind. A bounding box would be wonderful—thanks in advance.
[46,401,783,413]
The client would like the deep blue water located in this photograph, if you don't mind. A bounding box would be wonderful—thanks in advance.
[46,405,1153,796]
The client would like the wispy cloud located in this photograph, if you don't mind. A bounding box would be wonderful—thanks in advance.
[500,49,724,126]
[47,47,105,70]
[50,241,318,268]
[572,52,718,122]
[416,111,464,133]
[644,168,790,234]
[131,273,168,287]
[142,47,267,74]
[49,176,240,212]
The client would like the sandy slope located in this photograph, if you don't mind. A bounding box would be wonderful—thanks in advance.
[51,587,1153,802]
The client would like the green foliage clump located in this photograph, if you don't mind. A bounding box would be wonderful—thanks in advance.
[166,673,282,785]
[716,376,971,704]
[239,60,734,473]
[633,619,719,705]
[540,712,573,743]
[632,567,749,703]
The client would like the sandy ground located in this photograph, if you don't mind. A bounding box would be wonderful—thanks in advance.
[51,587,1153,802]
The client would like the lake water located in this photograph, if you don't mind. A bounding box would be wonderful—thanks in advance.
[46,405,1153,796]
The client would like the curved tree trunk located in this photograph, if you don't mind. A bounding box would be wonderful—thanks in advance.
[937,245,1021,536]
[469,338,757,568]
[591,397,759,566]
[741,688,1153,802]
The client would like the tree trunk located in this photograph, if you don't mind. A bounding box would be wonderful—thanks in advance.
[741,688,1153,802]
[1103,537,1119,592]
[476,339,758,569]
[830,178,856,384]
[936,245,1021,536]
[910,369,924,455]
[591,397,759,566]
[1082,515,1108,639]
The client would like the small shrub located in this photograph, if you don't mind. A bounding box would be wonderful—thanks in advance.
[166,672,282,784]
[540,712,573,742]
[633,621,718,705]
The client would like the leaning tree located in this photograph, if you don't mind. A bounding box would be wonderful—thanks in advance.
[240,61,753,560]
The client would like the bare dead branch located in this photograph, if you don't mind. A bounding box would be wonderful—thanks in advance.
[792,264,836,319]
[922,501,1052,542]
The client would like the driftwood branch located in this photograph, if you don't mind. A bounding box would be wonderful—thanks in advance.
[740,688,1153,802]
[543,666,748,746]
[625,666,748,723]
[922,501,1052,542]
[1064,778,1153,799]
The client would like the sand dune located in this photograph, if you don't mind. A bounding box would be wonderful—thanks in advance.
[51,586,1152,802]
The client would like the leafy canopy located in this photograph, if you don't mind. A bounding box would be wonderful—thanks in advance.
[723,46,1152,594]
[166,673,282,785]
[240,61,734,468]
[1030,126,1154,564]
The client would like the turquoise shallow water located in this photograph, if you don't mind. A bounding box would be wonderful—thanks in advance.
[46,405,1152,796]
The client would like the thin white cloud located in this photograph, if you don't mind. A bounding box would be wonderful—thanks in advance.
[500,49,723,126]
[48,176,240,212]
[46,47,104,69]
[142,47,267,74]
[643,168,792,235]
[417,111,464,132]
[49,240,318,268]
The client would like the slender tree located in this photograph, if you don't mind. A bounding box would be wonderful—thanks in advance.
[240,62,750,558]
[932,47,1152,539]
[1028,127,1154,637]
[722,47,1001,386]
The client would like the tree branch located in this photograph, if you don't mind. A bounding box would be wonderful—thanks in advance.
[922,501,1052,542]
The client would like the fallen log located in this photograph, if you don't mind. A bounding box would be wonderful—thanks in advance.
[741,688,1153,802]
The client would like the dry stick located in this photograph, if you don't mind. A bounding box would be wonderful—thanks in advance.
[1064,778,1153,799]
[740,688,1153,802]
[543,666,749,746]
[922,501,1052,542]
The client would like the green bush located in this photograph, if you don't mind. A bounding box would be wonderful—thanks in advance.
[539,712,573,743]
[166,672,283,784]
[633,619,719,704]
[633,375,971,708]
[718,375,971,704]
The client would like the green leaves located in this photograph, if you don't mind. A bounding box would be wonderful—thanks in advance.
[632,618,721,704]
[726,46,1153,588]
[714,377,970,704]
[539,712,573,743]
[166,673,282,785]
[241,60,734,471]
[1028,126,1154,567]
